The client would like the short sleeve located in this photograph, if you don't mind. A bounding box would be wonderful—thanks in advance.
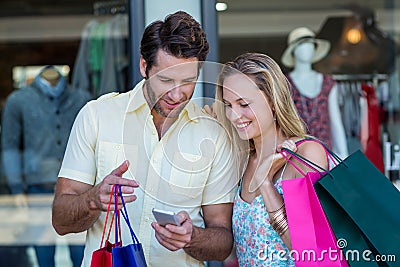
[58,102,98,185]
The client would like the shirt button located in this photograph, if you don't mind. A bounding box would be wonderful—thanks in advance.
[145,217,150,222]
[115,145,121,150]
[152,130,156,135]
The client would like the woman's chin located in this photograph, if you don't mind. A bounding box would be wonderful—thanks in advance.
[237,132,252,141]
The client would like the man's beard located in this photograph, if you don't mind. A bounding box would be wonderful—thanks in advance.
[146,80,191,118]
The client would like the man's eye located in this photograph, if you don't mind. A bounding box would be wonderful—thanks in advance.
[183,80,195,84]
[223,103,231,108]
[240,103,249,107]
[160,79,172,83]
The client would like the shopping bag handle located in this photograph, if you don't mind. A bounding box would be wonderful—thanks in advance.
[282,147,328,174]
[281,138,348,178]
[114,184,140,245]
[114,185,122,246]
[296,137,343,164]
[99,184,117,249]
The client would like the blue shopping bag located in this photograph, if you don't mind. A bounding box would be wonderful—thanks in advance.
[112,185,147,267]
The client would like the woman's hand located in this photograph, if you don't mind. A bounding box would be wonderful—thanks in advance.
[203,103,216,118]
[249,139,297,192]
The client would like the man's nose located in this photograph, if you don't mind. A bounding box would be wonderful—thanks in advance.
[167,86,184,102]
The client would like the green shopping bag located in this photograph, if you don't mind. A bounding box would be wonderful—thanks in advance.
[283,144,400,267]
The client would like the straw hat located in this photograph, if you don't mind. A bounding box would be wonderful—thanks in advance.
[281,27,331,67]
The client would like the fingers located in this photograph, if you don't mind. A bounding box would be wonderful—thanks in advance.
[110,160,130,176]
[277,139,296,152]
[203,104,216,118]
[167,211,190,235]
[152,211,193,251]
[151,222,191,250]
[98,187,138,211]
[153,226,182,251]
[96,160,140,211]
[105,160,140,189]
[176,211,189,225]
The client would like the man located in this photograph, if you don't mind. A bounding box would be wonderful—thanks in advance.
[52,11,239,266]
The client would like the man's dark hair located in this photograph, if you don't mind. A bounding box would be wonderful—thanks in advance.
[140,11,210,77]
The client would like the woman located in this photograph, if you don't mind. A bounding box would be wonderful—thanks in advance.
[214,53,328,266]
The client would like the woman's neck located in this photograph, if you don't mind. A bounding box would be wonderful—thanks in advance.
[252,128,284,160]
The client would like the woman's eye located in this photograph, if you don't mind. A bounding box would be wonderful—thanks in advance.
[223,103,231,108]
[240,103,249,107]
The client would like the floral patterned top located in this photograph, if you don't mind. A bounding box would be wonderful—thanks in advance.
[232,166,295,266]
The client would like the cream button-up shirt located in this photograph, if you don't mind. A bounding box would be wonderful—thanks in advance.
[59,80,239,267]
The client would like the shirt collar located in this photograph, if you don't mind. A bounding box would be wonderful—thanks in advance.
[126,79,147,113]
[126,79,199,123]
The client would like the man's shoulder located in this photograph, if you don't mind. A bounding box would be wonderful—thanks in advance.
[186,102,226,135]
[89,91,130,107]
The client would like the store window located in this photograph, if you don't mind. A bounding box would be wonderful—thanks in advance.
[218,0,400,182]
[0,1,128,266]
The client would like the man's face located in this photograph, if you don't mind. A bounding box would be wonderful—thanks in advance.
[141,50,199,118]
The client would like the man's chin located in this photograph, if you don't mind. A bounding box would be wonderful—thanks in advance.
[166,108,182,119]
[165,104,186,118]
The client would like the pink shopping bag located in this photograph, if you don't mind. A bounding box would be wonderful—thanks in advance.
[282,169,348,267]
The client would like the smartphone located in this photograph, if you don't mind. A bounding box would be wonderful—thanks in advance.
[152,208,181,226]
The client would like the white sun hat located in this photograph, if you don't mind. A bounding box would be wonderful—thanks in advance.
[281,27,331,67]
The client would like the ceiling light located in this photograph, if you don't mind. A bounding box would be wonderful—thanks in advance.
[216,2,227,12]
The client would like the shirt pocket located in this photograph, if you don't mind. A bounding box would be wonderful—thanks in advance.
[169,152,211,198]
[97,141,138,183]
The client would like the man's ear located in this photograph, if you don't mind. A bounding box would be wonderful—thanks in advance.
[139,56,147,79]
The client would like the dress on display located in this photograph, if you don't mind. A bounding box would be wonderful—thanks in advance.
[287,74,335,149]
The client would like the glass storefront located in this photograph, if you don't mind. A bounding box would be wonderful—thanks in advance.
[0,1,398,266]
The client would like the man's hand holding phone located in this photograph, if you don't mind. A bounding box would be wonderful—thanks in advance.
[151,209,193,251]
[152,208,181,226]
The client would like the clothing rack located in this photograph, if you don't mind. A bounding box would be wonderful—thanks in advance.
[93,0,127,15]
[332,74,388,89]
[332,73,388,88]
[332,74,388,81]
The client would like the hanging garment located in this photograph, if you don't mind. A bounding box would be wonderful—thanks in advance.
[99,14,129,95]
[337,81,363,153]
[72,15,128,97]
[288,74,334,149]
[362,83,384,173]
[72,20,98,93]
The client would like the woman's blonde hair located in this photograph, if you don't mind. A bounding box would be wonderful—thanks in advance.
[215,53,307,165]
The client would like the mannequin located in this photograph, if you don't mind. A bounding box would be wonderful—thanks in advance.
[282,27,348,158]
[41,67,60,86]
[1,65,91,267]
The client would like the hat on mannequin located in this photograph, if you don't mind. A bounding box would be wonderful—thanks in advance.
[281,27,331,67]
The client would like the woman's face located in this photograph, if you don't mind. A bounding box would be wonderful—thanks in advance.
[222,73,275,141]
